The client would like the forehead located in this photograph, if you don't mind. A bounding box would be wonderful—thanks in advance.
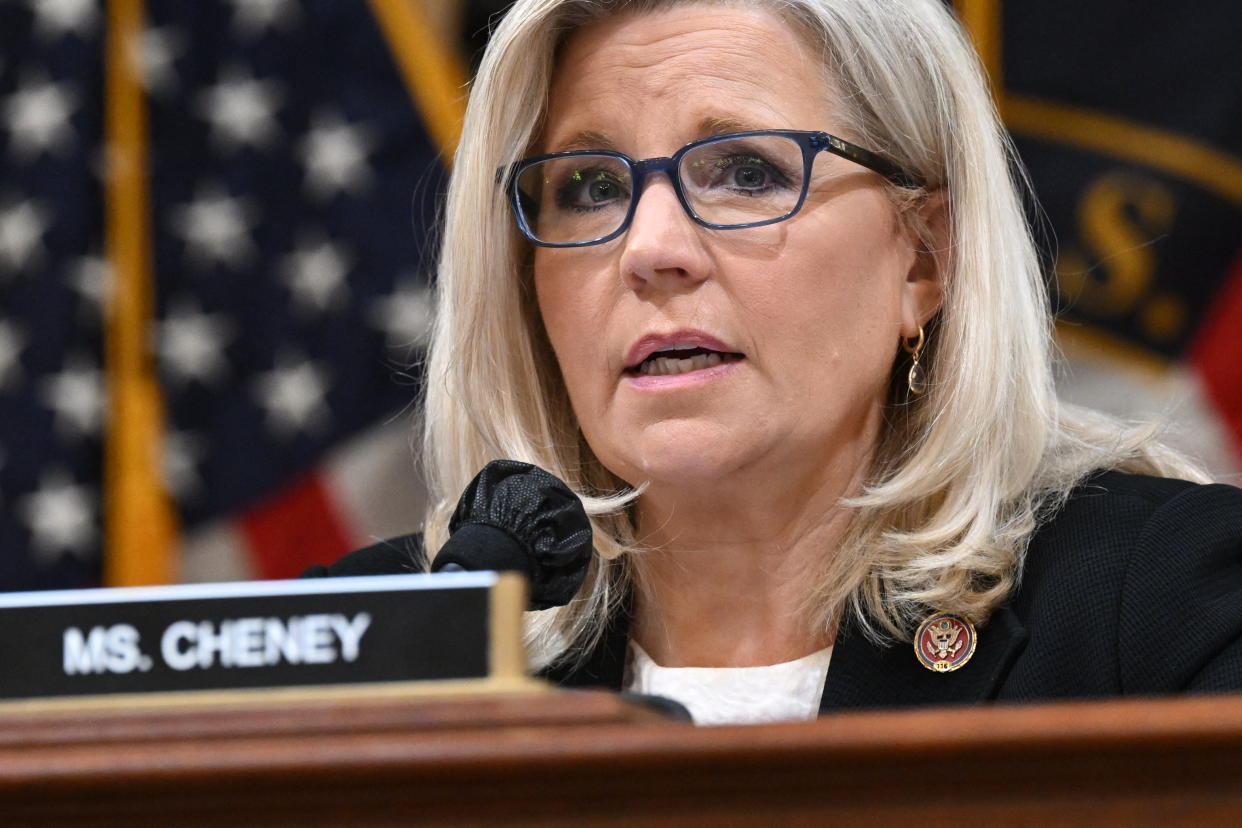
[543,5,838,153]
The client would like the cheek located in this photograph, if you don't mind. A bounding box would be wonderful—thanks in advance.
[743,223,911,388]
[534,253,578,352]
[534,265,610,405]
[747,245,902,332]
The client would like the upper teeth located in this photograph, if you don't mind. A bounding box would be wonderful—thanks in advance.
[639,352,723,376]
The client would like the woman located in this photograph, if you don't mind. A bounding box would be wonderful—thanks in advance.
[317,0,1242,723]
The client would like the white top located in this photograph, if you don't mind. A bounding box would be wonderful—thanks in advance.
[624,642,832,726]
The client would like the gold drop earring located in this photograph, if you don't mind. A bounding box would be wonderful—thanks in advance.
[902,326,927,396]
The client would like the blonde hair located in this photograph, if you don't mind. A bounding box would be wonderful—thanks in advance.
[421,0,1208,667]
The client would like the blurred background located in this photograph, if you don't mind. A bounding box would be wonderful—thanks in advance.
[0,0,1238,591]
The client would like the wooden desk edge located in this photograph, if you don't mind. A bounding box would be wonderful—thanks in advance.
[3,690,1242,825]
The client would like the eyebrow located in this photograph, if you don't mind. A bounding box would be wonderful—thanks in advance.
[545,116,771,155]
[547,130,617,154]
[695,115,767,137]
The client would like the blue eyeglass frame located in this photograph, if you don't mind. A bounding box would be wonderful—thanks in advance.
[499,129,924,248]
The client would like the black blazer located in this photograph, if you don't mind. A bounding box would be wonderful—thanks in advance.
[308,471,1242,713]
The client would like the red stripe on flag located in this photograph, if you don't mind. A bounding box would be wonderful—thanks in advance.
[238,471,355,579]
[1191,249,1242,463]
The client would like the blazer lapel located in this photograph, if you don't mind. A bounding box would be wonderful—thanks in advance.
[820,606,1028,712]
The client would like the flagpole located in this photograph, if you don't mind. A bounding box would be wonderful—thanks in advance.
[103,0,178,585]
[368,0,468,162]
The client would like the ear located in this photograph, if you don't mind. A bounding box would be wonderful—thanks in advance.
[899,188,950,338]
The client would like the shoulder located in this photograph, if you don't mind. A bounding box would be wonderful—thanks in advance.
[300,534,427,578]
[1006,470,1242,695]
[1025,469,1241,555]
[1053,468,1237,516]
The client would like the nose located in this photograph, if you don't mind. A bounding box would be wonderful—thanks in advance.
[618,174,712,294]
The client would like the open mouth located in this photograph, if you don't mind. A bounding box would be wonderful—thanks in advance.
[626,346,745,377]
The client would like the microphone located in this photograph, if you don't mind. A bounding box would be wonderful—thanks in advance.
[431,460,594,610]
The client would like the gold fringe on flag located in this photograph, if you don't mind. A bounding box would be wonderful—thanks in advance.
[103,0,179,585]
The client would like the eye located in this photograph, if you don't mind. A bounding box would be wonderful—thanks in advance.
[555,167,631,211]
[719,156,776,189]
[685,149,795,196]
[716,154,794,193]
[585,177,622,203]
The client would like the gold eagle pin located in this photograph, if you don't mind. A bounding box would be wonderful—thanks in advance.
[914,612,977,673]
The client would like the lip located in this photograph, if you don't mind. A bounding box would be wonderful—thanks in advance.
[623,330,744,371]
[622,358,742,391]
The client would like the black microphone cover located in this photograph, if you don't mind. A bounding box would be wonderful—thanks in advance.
[436,460,594,610]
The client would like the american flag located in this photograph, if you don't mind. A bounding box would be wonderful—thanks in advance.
[0,0,459,589]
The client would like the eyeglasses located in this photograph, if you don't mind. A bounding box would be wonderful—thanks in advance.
[501,129,923,248]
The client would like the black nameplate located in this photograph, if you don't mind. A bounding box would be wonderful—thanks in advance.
[0,573,528,703]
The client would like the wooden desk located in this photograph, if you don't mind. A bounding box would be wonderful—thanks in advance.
[2,689,1241,825]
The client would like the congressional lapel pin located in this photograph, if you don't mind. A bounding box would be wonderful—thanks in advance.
[914,612,977,673]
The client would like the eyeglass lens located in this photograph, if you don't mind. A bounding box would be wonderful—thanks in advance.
[515,134,806,245]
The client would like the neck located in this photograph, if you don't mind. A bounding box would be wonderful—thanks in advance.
[629,440,874,668]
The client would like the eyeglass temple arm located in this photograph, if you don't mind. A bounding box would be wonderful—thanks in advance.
[811,132,924,189]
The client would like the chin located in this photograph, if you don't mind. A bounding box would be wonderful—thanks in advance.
[603,417,762,488]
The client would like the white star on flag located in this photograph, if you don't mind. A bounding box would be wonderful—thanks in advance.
[226,0,301,38]
[17,470,98,564]
[253,356,332,438]
[0,319,26,390]
[280,235,352,315]
[134,26,186,96]
[299,110,377,200]
[370,279,435,349]
[157,301,236,385]
[162,430,207,501]
[67,253,113,319]
[30,0,99,40]
[169,186,260,269]
[195,66,285,152]
[0,198,52,274]
[39,355,105,439]
[1,75,78,158]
